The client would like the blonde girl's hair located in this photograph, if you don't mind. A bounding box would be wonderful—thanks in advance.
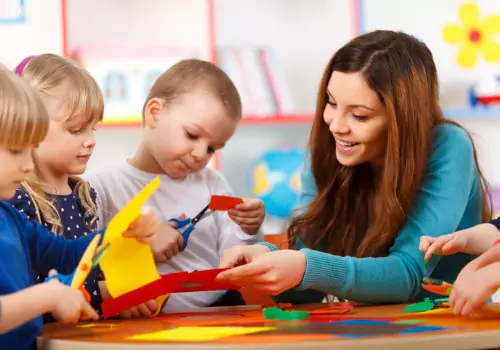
[15,54,104,234]
[0,64,49,149]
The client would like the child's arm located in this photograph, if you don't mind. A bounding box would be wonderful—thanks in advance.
[0,277,98,334]
[420,223,500,259]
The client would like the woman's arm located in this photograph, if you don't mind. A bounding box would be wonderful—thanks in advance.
[293,126,480,303]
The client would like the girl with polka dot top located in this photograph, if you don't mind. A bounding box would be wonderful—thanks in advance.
[7,54,104,316]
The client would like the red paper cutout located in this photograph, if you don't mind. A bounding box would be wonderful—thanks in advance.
[101,268,238,319]
[209,195,243,211]
[309,303,353,315]
[176,268,238,293]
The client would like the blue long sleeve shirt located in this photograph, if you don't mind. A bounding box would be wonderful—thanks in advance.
[0,201,99,350]
[260,123,483,304]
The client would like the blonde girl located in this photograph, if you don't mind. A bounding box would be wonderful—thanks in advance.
[10,54,104,312]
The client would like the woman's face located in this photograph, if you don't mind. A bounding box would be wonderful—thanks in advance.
[323,71,389,169]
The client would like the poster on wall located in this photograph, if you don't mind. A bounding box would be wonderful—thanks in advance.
[76,46,197,126]
[0,0,25,23]
[0,0,63,69]
[359,0,500,117]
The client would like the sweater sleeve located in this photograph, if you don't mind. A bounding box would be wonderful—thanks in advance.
[297,126,480,303]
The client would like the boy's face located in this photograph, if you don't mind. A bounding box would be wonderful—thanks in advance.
[0,146,34,200]
[145,90,238,179]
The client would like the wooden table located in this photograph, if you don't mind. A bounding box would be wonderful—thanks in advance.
[38,303,500,350]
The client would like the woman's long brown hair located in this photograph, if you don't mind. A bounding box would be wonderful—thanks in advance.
[288,30,491,257]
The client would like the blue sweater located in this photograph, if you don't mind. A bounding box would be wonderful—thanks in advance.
[0,201,98,350]
[260,124,483,304]
[8,185,103,313]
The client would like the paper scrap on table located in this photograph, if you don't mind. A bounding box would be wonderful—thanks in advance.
[127,326,275,341]
[209,195,244,211]
[99,177,161,297]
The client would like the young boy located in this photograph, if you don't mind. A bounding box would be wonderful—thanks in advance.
[85,59,265,313]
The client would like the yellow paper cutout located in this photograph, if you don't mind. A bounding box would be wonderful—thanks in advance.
[99,177,161,298]
[443,3,500,68]
[77,323,117,328]
[152,294,171,317]
[128,326,276,341]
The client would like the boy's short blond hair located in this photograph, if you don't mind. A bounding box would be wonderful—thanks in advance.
[143,59,242,123]
[0,64,49,148]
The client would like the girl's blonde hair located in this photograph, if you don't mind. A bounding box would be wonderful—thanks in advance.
[0,64,49,148]
[16,54,104,234]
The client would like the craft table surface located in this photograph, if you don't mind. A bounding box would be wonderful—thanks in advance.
[38,303,500,350]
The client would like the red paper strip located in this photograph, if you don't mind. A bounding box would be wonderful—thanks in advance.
[209,195,244,211]
[101,271,187,319]
[101,269,238,319]
[174,268,238,293]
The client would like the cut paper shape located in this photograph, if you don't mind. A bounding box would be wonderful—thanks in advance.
[99,177,161,298]
[209,195,244,211]
[152,294,171,317]
[101,271,186,319]
[101,269,237,319]
[127,326,275,341]
[443,3,500,68]
[77,323,117,329]
[176,268,237,292]
[404,298,435,313]
[263,307,310,321]
[309,303,353,315]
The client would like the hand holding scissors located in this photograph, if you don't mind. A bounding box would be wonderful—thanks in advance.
[168,205,210,251]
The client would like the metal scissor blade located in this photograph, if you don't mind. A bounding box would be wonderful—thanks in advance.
[191,204,210,225]
[92,242,110,268]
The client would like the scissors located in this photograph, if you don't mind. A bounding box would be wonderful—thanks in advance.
[45,234,109,302]
[168,204,210,251]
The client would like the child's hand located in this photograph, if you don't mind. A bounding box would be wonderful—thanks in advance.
[151,220,184,263]
[123,207,158,244]
[98,281,158,318]
[419,233,467,261]
[228,199,265,235]
[449,261,500,317]
[46,270,99,324]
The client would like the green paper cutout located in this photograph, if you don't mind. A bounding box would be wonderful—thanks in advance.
[404,297,435,313]
[262,307,310,321]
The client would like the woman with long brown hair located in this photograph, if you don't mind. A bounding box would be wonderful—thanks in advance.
[216,30,492,304]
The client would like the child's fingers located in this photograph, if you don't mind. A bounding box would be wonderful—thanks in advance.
[229,208,264,219]
[440,238,461,255]
[144,299,158,313]
[235,199,263,211]
[229,215,262,228]
[81,301,99,321]
[419,236,434,251]
[424,236,452,260]
[136,303,153,317]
